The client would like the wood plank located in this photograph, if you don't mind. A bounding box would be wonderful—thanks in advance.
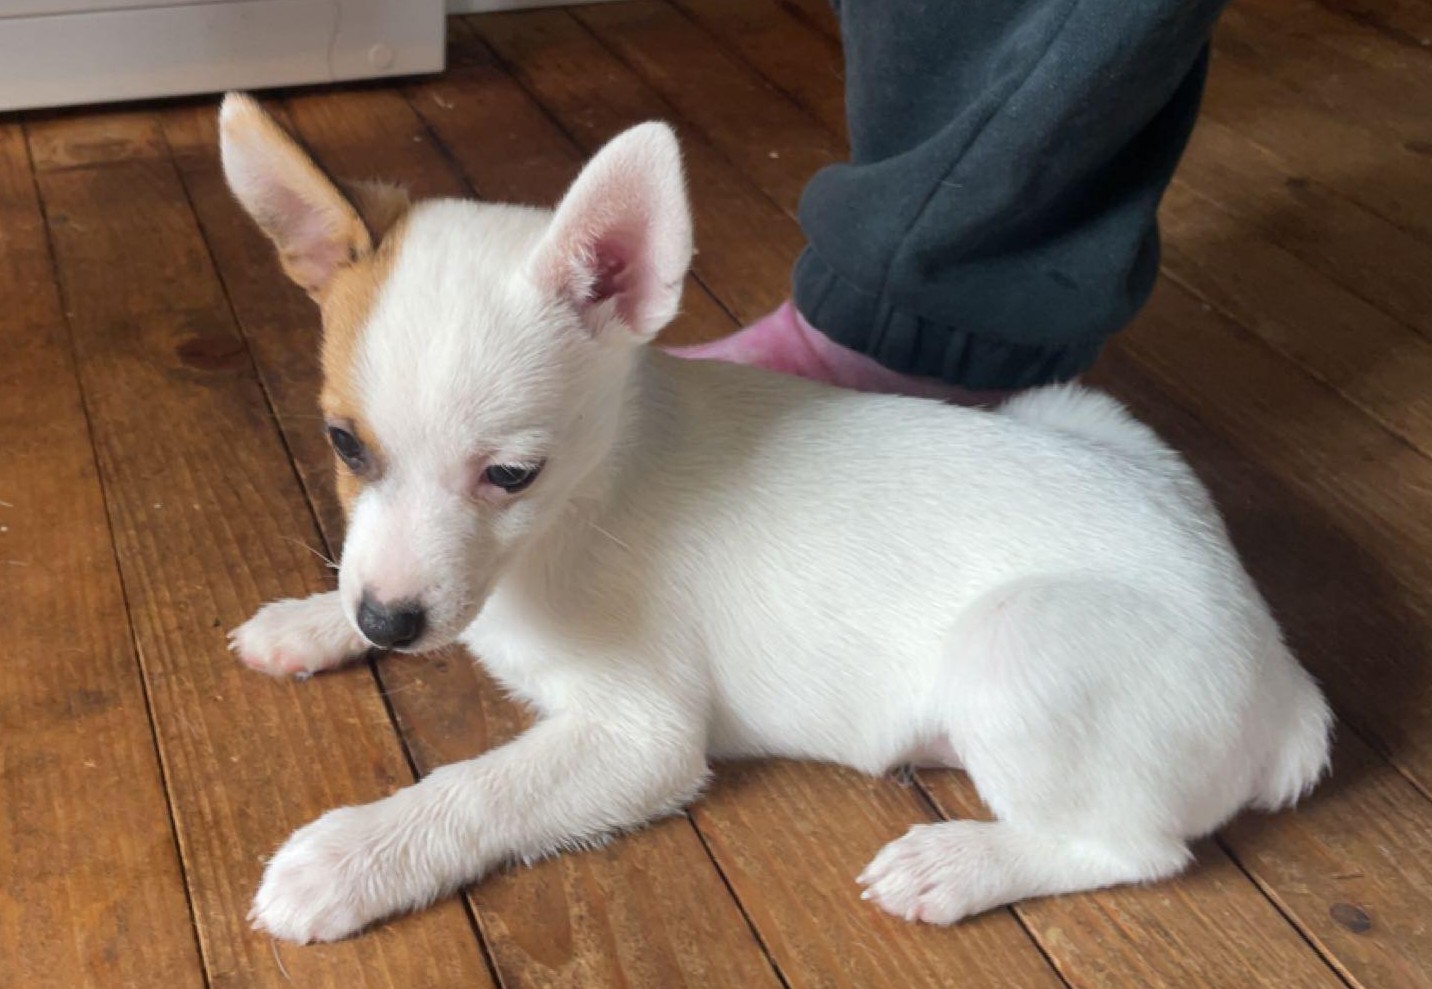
[1224,734,1432,989]
[775,0,841,43]
[24,108,168,170]
[575,0,843,215]
[1197,36,1432,242]
[465,12,799,325]
[0,118,205,989]
[463,11,1075,987]
[1159,176,1432,447]
[669,0,846,139]
[1310,0,1432,52]
[1225,0,1432,153]
[520,6,1432,985]
[1171,116,1432,342]
[160,89,781,989]
[25,109,495,988]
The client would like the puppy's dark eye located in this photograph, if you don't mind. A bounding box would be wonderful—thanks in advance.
[484,462,543,493]
[327,426,366,470]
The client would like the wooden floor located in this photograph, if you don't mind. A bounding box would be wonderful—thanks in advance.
[6,0,1432,985]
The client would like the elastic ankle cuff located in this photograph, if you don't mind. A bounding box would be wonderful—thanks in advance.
[792,249,1110,391]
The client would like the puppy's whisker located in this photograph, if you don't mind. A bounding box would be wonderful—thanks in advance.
[269,938,292,982]
[587,521,632,552]
[282,536,339,571]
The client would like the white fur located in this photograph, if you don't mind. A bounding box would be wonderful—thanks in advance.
[230,591,367,678]
[227,119,1333,943]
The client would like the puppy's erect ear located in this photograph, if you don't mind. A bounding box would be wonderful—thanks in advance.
[530,122,693,342]
[218,93,405,298]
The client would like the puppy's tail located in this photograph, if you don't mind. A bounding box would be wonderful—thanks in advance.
[998,385,1168,461]
[1252,657,1334,811]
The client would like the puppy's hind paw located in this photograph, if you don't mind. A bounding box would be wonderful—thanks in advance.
[857,821,1013,925]
[230,591,367,678]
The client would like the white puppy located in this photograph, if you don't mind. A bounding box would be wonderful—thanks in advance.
[219,93,1332,944]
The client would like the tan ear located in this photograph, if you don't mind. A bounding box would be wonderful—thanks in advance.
[219,93,401,297]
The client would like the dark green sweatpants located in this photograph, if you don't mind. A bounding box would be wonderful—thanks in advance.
[794,0,1229,389]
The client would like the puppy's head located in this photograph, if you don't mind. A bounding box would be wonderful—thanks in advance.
[219,93,692,651]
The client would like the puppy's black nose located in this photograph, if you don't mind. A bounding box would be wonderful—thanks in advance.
[356,594,426,650]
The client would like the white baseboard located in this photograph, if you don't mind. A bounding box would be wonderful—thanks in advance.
[0,0,445,112]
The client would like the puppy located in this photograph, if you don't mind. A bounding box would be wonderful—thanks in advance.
[219,93,1332,943]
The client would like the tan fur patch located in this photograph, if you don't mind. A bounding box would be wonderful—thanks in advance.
[318,213,411,515]
[219,93,415,517]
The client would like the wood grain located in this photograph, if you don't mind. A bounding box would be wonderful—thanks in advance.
[1197,36,1432,244]
[670,0,847,139]
[1307,0,1432,53]
[160,86,781,989]
[25,109,495,989]
[1159,176,1432,446]
[775,0,842,43]
[1172,116,1432,345]
[1224,735,1432,989]
[1225,0,1432,159]
[575,0,844,215]
[0,117,205,989]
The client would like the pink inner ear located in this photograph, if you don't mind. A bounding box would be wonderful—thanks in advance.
[262,183,352,289]
[581,232,641,323]
[586,247,628,305]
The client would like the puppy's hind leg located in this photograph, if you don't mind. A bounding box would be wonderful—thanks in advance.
[862,577,1217,923]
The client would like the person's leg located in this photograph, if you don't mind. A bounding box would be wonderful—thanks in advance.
[674,0,1227,394]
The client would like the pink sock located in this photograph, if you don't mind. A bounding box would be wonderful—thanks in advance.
[665,301,1002,404]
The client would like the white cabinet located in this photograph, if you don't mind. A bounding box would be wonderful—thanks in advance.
[0,0,446,111]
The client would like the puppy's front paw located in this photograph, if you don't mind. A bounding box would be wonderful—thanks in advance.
[251,803,417,943]
[230,592,367,678]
